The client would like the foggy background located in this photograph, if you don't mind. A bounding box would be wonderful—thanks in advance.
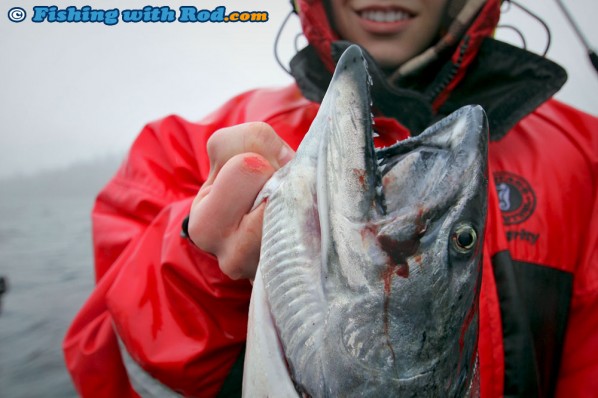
[0,0,597,180]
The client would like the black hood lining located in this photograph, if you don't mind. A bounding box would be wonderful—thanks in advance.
[290,38,567,141]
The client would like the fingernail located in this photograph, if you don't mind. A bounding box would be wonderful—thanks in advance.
[278,145,294,167]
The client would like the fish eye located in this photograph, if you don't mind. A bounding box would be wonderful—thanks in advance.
[451,223,477,253]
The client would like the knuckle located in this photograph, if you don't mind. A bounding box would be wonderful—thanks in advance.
[219,258,245,280]
[207,122,279,162]
[244,122,279,151]
[206,128,227,159]
[187,223,210,251]
[186,211,219,253]
[220,224,261,280]
[251,121,276,140]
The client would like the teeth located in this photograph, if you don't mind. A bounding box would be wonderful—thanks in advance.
[360,10,410,23]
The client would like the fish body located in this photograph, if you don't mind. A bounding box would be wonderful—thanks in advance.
[243,45,488,397]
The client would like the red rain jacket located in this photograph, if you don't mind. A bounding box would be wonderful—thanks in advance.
[62,88,598,398]
[64,1,598,397]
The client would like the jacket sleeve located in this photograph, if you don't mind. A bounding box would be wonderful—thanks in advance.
[63,114,252,398]
[555,108,598,397]
[556,192,598,396]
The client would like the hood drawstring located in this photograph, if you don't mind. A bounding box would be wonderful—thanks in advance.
[388,0,487,84]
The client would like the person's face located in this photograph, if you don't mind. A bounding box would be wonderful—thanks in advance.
[329,0,449,68]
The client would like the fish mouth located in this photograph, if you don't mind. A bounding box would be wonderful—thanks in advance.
[375,106,488,218]
[324,45,487,223]
[316,45,487,280]
[324,45,487,383]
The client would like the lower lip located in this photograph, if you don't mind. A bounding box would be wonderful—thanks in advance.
[356,12,412,35]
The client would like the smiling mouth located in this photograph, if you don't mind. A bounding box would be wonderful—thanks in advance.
[358,8,413,23]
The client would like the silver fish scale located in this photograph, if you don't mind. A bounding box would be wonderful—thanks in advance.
[259,186,326,389]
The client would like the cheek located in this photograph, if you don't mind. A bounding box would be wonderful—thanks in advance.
[329,0,353,38]
[412,20,441,50]
[424,0,450,35]
[405,3,448,54]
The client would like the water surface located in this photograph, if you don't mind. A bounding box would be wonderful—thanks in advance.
[0,157,120,397]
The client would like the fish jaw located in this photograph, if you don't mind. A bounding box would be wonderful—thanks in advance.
[247,44,381,396]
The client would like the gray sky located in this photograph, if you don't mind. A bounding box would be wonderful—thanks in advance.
[1,0,597,179]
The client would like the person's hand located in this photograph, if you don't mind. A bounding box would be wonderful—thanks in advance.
[188,122,294,280]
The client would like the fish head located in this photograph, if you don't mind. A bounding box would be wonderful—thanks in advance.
[252,44,488,397]
[368,106,488,391]
[319,46,488,394]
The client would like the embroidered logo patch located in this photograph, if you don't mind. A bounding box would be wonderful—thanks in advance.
[494,171,536,225]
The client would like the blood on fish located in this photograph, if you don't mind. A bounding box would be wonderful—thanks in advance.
[382,174,396,187]
[413,254,423,267]
[459,301,477,351]
[376,208,428,292]
[377,208,429,367]
[353,168,367,187]
[360,223,379,242]
[459,269,482,354]
[456,295,480,385]
[381,266,397,366]
[378,235,418,274]
[378,233,420,369]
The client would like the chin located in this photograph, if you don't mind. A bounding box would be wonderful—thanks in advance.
[372,55,405,70]
[366,46,411,69]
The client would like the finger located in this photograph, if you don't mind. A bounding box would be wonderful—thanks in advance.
[206,122,294,184]
[193,183,212,205]
[218,202,266,280]
[188,152,275,255]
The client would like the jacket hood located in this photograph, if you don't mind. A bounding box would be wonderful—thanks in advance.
[290,0,567,141]
[294,0,501,107]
